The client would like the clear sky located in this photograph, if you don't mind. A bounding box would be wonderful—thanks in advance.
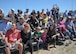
[0,0,76,15]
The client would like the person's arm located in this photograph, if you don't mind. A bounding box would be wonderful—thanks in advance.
[5,31,9,46]
[17,31,22,42]
[25,32,31,44]
[0,31,5,40]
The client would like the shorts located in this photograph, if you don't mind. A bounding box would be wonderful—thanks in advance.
[9,43,18,50]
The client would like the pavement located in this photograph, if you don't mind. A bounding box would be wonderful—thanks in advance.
[26,38,76,54]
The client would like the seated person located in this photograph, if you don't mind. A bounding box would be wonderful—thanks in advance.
[65,16,76,40]
[21,23,33,54]
[41,27,48,49]
[46,25,60,50]
[33,26,42,50]
[17,16,25,30]
[27,15,39,31]
[5,23,23,54]
[0,16,12,35]
[59,17,66,39]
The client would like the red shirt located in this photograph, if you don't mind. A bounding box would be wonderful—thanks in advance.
[5,29,21,43]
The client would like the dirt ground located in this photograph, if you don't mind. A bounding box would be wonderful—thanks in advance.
[26,39,76,54]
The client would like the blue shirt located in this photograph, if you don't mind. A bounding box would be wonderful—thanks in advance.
[65,21,74,30]
[0,21,12,34]
[46,11,50,16]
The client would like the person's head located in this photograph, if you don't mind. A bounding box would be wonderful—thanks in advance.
[36,26,41,32]
[46,9,48,11]
[8,12,13,17]
[18,16,24,24]
[60,16,63,21]
[67,16,72,22]
[26,9,29,13]
[43,14,46,18]
[4,16,10,23]
[42,9,44,12]
[50,15,54,18]
[49,25,54,31]
[32,14,36,19]
[0,9,4,14]
[24,14,29,20]
[11,8,15,14]
[43,27,48,33]
[17,9,23,14]
[11,22,17,31]
[23,23,30,33]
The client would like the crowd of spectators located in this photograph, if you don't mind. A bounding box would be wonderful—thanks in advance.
[0,5,76,54]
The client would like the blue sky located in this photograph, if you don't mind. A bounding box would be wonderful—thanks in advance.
[0,0,76,15]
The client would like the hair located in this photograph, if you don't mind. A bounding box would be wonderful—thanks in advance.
[12,22,17,27]
[27,25,31,33]
[23,23,31,33]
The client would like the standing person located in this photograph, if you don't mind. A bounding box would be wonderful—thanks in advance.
[46,9,50,18]
[47,15,54,28]
[24,14,30,23]
[24,9,30,16]
[41,9,45,18]
[5,23,23,54]
[7,12,16,23]
[21,23,33,54]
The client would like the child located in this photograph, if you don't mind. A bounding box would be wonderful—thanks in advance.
[33,26,42,50]
[42,28,48,49]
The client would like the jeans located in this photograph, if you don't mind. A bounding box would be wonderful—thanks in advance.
[33,38,43,50]
[23,40,33,54]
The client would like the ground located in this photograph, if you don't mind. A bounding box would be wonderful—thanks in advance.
[26,39,76,54]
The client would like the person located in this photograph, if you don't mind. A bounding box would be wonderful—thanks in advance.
[24,9,30,16]
[46,9,50,18]
[28,14,39,31]
[5,23,23,54]
[7,12,16,23]
[41,28,48,49]
[17,16,25,30]
[33,26,42,50]
[42,14,48,27]
[0,9,4,23]
[24,14,30,23]
[59,16,66,39]
[46,25,60,50]
[0,16,12,35]
[31,10,36,15]
[40,9,45,18]
[73,18,76,37]
[21,23,33,54]
[65,16,76,40]
[47,15,54,28]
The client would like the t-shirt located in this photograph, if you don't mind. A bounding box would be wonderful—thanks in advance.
[21,30,31,44]
[0,21,12,34]
[42,17,48,23]
[5,29,21,43]
[34,31,42,38]
[47,29,56,38]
